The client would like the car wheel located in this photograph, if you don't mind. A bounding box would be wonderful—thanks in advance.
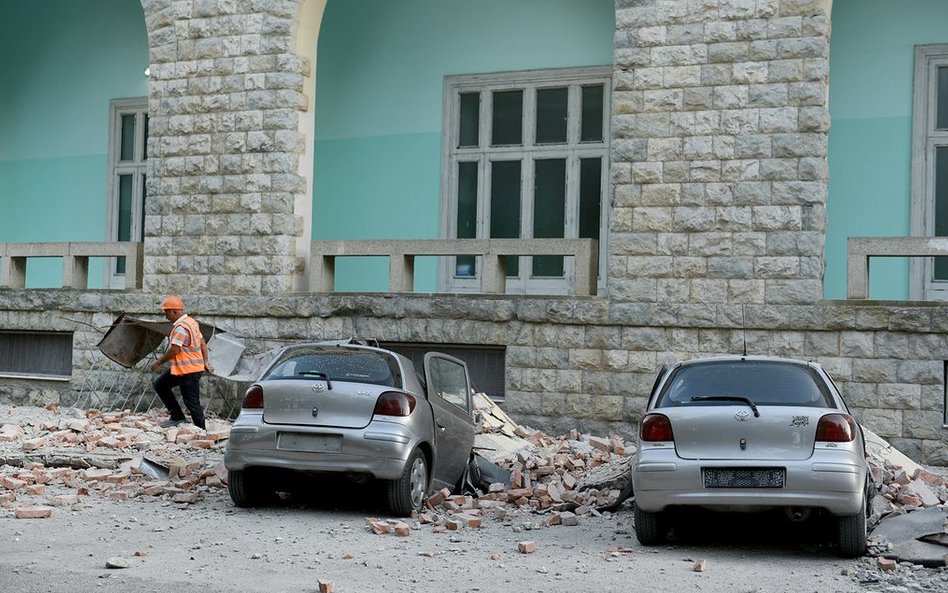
[837,493,867,558]
[228,469,272,508]
[633,502,665,545]
[387,448,428,517]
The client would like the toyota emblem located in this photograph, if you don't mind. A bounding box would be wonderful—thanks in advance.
[734,410,751,421]
[312,383,326,392]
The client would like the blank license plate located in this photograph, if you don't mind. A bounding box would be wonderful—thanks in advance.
[703,467,785,488]
[277,433,342,453]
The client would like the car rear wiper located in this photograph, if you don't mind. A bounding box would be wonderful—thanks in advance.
[298,371,332,390]
[690,395,759,417]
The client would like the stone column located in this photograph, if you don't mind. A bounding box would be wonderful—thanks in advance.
[140,0,309,295]
[611,0,831,306]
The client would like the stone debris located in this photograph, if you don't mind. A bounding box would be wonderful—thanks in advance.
[517,540,536,554]
[0,406,230,515]
[317,580,334,593]
[105,557,131,569]
[692,559,707,572]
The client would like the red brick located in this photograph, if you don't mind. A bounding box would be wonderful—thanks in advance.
[49,495,80,506]
[393,522,411,537]
[24,484,45,495]
[1,476,26,490]
[877,557,897,572]
[367,519,391,535]
[318,581,334,593]
[21,437,47,451]
[517,541,536,554]
[15,505,53,519]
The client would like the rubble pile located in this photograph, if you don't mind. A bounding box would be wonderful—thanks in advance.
[864,431,948,517]
[412,394,635,531]
[0,404,229,516]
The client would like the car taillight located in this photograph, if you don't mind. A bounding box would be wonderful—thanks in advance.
[373,391,416,417]
[640,413,674,442]
[242,385,264,409]
[815,413,856,442]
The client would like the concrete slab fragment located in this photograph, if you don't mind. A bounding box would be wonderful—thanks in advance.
[871,507,948,567]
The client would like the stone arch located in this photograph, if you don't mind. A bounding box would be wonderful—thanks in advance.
[291,0,328,291]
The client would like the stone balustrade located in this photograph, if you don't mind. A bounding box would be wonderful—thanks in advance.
[310,239,599,296]
[0,242,144,290]
[847,237,948,299]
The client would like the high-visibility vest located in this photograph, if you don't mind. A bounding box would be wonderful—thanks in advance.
[169,315,205,376]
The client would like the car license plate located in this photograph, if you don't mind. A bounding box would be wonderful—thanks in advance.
[703,467,785,488]
[277,433,342,453]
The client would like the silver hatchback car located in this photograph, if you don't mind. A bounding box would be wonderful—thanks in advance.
[224,342,475,516]
[631,356,871,557]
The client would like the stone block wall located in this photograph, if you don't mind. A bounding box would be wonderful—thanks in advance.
[611,0,831,305]
[1,293,945,465]
[140,0,309,295]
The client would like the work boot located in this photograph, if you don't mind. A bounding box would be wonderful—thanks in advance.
[159,418,184,428]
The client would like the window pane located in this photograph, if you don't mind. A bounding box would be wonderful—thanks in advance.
[115,175,133,274]
[934,147,948,279]
[490,160,521,276]
[120,114,135,161]
[581,85,604,142]
[456,162,478,277]
[459,93,479,147]
[491,90,523,146]
[536,87,567,144]
[143,114,149,160]
[579,158,602,241]
[532,159,566,277]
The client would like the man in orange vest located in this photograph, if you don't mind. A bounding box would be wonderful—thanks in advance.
[150,295,213,429]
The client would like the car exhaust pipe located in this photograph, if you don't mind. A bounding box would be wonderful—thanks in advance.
[784,506,812,522]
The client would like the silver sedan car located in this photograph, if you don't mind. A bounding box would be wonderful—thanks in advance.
[224,341,475,516]
[631,356,871,557]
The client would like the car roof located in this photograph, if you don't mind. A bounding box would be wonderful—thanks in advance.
[674,355,822,370]
[272,341,411,367]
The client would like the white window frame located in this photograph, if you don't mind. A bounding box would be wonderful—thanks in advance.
[105,97,148,289]
[910,45,948,300]
[439,67,611,295]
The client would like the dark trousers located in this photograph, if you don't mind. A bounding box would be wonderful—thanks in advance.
[154,369,205,429]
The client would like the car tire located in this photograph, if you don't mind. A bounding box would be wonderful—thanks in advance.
[837,492,867,558]
[633,502,664,545]
[228,469,271,508]
[387,448,428,517]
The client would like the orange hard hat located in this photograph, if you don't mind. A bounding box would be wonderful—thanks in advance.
[160,295,185,311]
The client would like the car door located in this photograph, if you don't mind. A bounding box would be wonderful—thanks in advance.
[423,352,475,490]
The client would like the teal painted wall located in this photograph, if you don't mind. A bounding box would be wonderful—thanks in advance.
[827,0,948,299]
[0,0,148,287]
[313,0,615,291]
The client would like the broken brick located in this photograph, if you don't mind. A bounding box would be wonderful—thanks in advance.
[318,581,334,593]
[49,494,80,506]
[15,505,53,519]
[693,559,707,572]
[517,541,536,554]
[1,476,26,490]
[877,557,897,572]
[393,522,411,537]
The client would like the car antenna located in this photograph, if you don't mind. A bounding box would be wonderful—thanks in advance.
[741,304,748,358]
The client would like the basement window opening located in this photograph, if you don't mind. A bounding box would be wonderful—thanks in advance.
[0,331,73,380]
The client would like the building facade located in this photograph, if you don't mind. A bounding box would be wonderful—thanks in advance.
[2,0,948,464]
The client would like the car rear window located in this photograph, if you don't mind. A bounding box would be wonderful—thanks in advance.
[262,347,401,387]
[655,360,833,408]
